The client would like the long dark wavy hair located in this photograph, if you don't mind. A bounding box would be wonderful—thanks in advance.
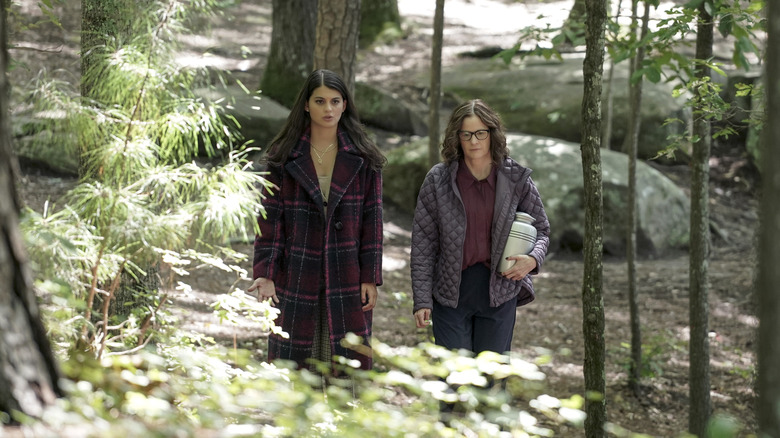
[264,69,386,170]
[440,99,508,166]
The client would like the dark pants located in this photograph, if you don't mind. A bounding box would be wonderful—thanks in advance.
[432,263,518,354]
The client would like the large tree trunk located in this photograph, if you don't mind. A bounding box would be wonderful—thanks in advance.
[688,4,713,436]
[581,0,608,435]
[0,0,61,417]
[359,0,400,48]
[314,0,361,95]
[427,0,444,169]
[757,0,780,435]
[261,0,317,108]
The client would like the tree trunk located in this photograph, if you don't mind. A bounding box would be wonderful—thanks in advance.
[757,0,780,435]
[427,0,445,169]
[359,0,400,48]
[601,61,614,150]
[314,0,361,96]
[0,0,61,417]
[626,0,650,396]
[688,3,713,436]
[261,0,317,108]
[581,0,608,435]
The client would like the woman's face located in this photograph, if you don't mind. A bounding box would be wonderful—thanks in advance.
[458,115,491,163]
[305,86,346,130]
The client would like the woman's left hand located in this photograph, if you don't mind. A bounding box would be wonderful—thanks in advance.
[361,283,378,311]
[501,254,537,281]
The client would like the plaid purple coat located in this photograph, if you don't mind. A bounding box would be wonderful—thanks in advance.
[253,128,383,370]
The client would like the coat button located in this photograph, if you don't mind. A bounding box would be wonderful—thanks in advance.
[334,221,343,230]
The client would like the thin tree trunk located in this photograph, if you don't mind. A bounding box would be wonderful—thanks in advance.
[688,3,713,436]
[314,0,361,96]
[0,0,61,417]
[757,0,780,434]
[581,0,608,434]
[261,0,317,108]
[427,0,445,169]
[601,61,614,149]
[626,0,650,396]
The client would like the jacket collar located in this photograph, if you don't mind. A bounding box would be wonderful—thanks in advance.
[284,127,364,217]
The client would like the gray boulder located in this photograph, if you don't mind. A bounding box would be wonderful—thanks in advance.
[355,82,429,136]
[425,55,692,163]
[384,134,690,256]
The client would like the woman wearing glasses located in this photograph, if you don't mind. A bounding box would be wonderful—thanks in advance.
[411,99,550,354]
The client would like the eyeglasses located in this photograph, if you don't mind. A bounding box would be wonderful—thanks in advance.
[458,129,490,141]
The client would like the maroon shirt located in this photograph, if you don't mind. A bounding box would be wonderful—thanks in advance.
[456,161,497,270]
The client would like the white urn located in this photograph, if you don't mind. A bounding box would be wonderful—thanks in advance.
[498,212,537,272]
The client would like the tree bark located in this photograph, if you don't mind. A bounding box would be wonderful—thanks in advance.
[626,0,650,396]
[314,0,361,96]
[688,3,713,436]
[427,0,445,169]
[757,0,780,434]
[359,0,400,48]
[581,0,608,435]
[261,0,317,108]
[0,0,61,417]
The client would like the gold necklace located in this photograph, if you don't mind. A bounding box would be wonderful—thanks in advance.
[311,143,335,164]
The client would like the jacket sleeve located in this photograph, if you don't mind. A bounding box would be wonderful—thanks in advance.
[518,176,550,274]
[253,164,285,281]
[360,167,383,286]
[410,169,440,313]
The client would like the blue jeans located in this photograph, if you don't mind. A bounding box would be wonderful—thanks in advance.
[432,263,518,354]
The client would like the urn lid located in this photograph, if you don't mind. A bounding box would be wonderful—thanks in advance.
[514,212,534,223]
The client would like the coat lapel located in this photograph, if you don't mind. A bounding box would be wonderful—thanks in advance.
[283,128,364,218]
[325,130,364,220]
[284,131,324,211]
[285,154,324,210]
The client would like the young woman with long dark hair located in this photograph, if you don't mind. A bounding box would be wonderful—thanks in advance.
[249,69,385,372]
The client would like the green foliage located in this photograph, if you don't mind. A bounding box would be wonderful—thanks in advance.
[611,330,686,379]
[706,414,747,438]
[18,0,273,360]
[13,336,584,437]
[497,24,567,64]
[6,0,65,34]
[359,0,403,48]
[211,289,287,339]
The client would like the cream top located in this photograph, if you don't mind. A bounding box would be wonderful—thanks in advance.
[318,174,332,215]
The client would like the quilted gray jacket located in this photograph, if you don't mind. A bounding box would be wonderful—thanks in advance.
[411,158,550,313]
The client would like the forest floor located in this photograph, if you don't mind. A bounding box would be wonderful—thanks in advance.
[11,0,762,436]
